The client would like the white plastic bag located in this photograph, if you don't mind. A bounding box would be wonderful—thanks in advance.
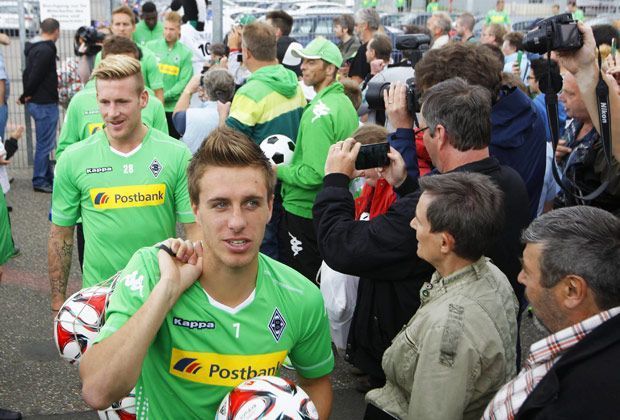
[318,262,359,352]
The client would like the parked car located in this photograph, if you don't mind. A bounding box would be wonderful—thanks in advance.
[0,1,39,36]
[289,10,403,61]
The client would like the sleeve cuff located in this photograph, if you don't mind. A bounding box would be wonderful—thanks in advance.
[388,128,414,145]
[394,175,419,196]
[323,173,351,188]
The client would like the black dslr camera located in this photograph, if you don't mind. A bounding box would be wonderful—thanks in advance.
[523,13,583,54]
[365,34,431,116]
[74,26,107,56]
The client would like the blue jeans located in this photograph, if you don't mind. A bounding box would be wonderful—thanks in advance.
[27,102,58,188]
[0,104,7,141]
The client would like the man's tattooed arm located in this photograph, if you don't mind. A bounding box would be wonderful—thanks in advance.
[48,224,75,312]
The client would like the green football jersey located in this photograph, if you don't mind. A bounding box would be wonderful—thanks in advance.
[51,128,195,286]
[133,21,164,47]
[56,80,168,159]
[146,39,194,112]
[94,49,164,91]
[95,248,334,419]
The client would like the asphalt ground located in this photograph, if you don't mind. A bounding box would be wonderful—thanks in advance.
[0,168,545,419]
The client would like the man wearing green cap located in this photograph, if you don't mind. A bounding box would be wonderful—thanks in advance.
[275,37,358,282]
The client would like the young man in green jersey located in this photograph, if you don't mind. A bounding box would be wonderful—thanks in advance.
[80,126,335,419]
[57,36,168,159]
[146,11,193,139]
[275,37,358,282]
[485,0,511,28]
[133,2,163,47]
[92,5,164,103]
[49,56,199,312]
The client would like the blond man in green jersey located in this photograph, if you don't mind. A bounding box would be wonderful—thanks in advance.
[49,56,199,312]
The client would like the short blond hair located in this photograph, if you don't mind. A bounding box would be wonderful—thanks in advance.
[165,11,182,26]
[91,55,144,94]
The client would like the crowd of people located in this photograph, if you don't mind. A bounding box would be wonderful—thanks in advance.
[1,0,620,419]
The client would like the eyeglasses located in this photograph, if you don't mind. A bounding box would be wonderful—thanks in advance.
[414,126,430,136]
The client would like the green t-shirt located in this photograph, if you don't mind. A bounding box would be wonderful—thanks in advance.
[278,82,359,219]
[572,9,585,22]
[145,39,194,112]
[427,2,439,12]
[485,9,511,25]
[51,128,195,286]
[94,48,164,91]
[0,190,14,265]
[56,80,168,160]
[133,21,164,47]
[95,248,334,419]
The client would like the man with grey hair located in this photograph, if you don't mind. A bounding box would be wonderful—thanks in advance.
[364,171,518,419]
[173,68,235,154]
[349,8,381,84]
[315,77,529,395]
[484,205,620,419]
[427,12,452,49]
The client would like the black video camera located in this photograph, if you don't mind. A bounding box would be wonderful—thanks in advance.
[523,13,583,54]
[365,34,430,116]
[74,26,107,56]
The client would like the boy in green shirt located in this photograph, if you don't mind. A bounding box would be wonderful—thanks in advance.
[80,126,334,419]
[133,2,163,47]
[146,11,193,139]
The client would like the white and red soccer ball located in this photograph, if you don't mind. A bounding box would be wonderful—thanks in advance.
[260,135,295,166]
[216,375,318,420]
[53,285,112,365]
[97,388,136,420]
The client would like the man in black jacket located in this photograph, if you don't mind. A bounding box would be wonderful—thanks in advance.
[313,77,529,392]
[19,18,60,193]
[483,206,620,420]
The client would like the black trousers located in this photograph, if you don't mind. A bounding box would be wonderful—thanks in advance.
[277,210,321,285]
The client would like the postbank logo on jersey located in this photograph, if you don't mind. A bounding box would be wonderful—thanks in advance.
[158,63,180,76]
[169,348,287,387]
[90,184,166,209]
[88,122,104,134]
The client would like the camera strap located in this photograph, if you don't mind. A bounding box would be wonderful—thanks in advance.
[544,51,610,202]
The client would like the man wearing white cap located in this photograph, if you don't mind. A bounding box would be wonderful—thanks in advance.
[275,37,359,282]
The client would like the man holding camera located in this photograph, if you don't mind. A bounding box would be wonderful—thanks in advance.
[313,78,529,393]
[275,38,358,282]
[554,23,620,215]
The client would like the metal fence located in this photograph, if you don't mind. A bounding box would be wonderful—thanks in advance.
[7,0,114,170]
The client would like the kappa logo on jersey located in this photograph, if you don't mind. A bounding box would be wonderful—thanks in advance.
[149,159,163,178]
[86,167,113,175]
[268,308,287,342]
[311,100,330,123]
[88,122,104,134]
[158,63,180,76]
[173,317,215,330]
[90,184,166,209]
[170,348,286,387]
